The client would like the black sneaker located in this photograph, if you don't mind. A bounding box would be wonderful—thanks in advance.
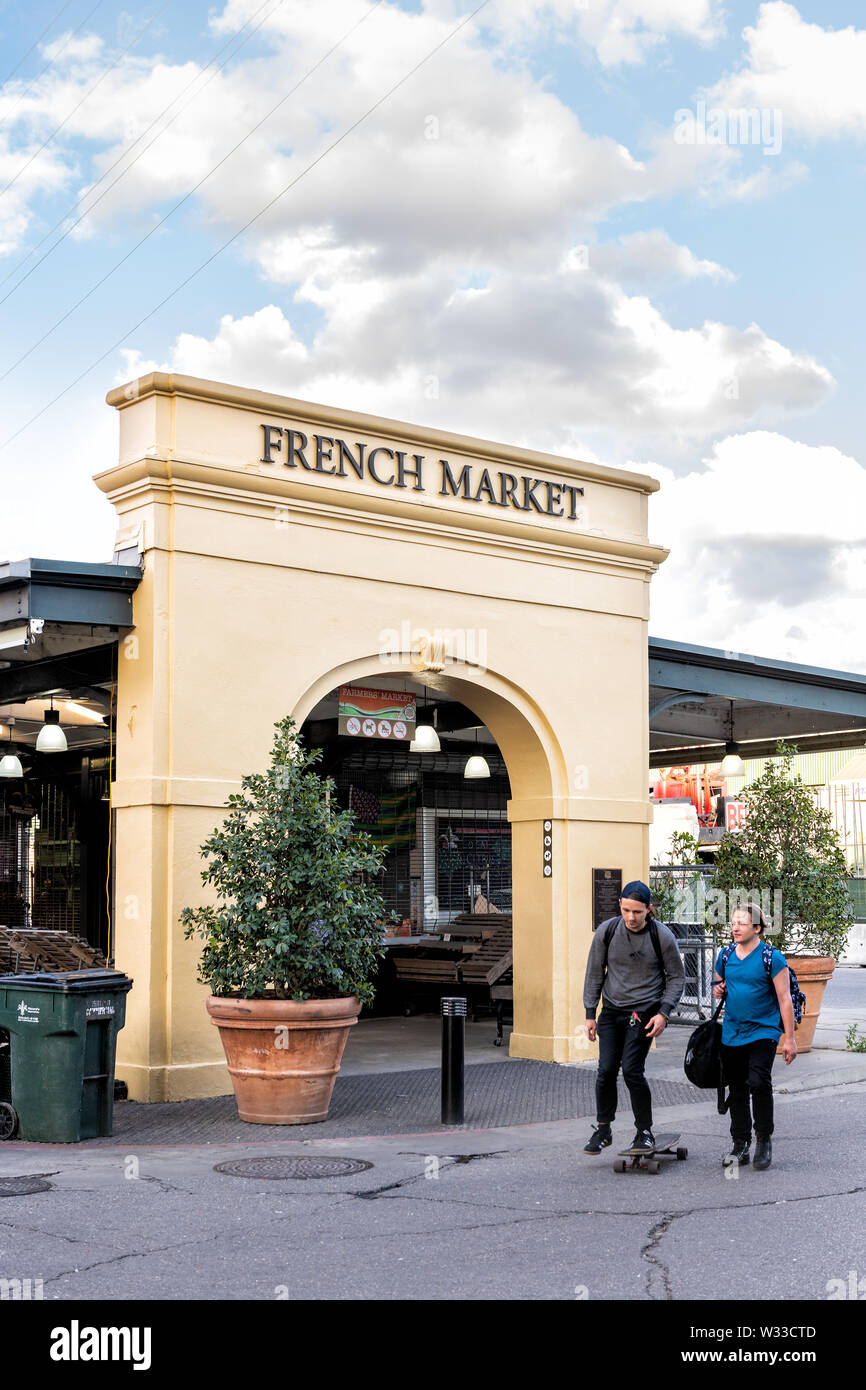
[722,1141,751,1167]
[583,1124,612,1154]
[630,1129,655,1153]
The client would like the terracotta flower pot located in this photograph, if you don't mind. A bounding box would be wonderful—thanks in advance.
[206,995,361,1124]
[777,955,835,1055]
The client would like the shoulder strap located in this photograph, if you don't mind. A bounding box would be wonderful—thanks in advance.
[719,942,737,974]
[600,918,620,975]
[761,942,775,977]
[648,917,666,975]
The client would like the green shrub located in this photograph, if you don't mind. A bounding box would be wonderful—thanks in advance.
[182,716,391,1002]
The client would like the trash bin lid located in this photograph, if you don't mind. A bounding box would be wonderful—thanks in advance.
[0,969,133,991]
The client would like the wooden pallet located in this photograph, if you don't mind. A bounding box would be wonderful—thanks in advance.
[0,926,107,974]
[459,920,512,986]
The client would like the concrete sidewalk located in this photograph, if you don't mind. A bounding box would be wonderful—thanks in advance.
[5,967,864,1151]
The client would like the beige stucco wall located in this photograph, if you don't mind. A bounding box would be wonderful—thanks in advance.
[95,373,667,1101]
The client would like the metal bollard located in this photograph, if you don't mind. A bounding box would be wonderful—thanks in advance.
[441,996,467,1125]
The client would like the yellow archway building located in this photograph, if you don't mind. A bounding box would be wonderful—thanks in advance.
[96,374,668,1102]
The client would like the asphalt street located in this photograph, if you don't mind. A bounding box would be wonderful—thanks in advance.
[1,966,864,1307]
[1,1082,864,1303]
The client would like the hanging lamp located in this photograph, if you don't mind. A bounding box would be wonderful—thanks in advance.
[0,718,23,779]
[719,700,745,777]
[36,697,68,753]
[463,726,490,780]
[410,685,440,753]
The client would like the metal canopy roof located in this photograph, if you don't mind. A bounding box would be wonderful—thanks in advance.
[0,558,140,661]
[1,559,865,767]
[0,559,141,751]
[649,637,866,767]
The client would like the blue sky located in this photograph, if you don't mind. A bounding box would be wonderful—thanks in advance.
[0,0,864,668]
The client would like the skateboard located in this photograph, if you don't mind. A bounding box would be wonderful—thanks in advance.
[612,1132,688,1175]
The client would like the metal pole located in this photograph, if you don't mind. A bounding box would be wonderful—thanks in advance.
[441,996,467,1124]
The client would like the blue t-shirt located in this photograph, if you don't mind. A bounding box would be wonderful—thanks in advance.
[715,943,788,1046]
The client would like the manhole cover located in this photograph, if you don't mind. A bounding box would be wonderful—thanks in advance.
[0,1176,53,1197]
[213,1156,373,1180]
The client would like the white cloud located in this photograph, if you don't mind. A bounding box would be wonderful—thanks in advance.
[589,229,735,285]
[117,269,832,455]
[40,33,105,65]
[707,2,866,140]
[482,0,725,65]
[0,0,740,265]
[0,137,75,255]
[639,432,866,671]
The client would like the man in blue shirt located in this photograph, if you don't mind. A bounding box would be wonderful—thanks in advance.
[713,902,797,1171]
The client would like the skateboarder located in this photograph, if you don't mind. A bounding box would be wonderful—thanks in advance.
[583,880,684,1155]
[713,902,797,1171]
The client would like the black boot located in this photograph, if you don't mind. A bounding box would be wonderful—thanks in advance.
[722,1140,750,1167]
[753,1137,772,1170]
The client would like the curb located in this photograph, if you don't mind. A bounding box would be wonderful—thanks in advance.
[776,1065,866,1094]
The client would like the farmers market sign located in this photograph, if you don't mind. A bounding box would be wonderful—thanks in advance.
[338,686,417,742]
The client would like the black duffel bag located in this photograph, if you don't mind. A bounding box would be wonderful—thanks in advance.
[683,997,729,1114]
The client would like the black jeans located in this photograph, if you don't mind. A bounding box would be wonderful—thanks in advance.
[596,1002,660,1132]
[721,1038,777,1143]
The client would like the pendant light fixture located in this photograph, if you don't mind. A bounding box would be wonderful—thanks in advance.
[409,685,440,753]
[36,697,68,753]
[719,700,745,777]
[0,718,23,779]
[463,726,490,780]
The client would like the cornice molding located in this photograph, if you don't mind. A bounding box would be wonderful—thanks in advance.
[105,371,662,495]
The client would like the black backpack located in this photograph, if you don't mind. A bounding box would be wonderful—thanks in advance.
[683,997,729,1114]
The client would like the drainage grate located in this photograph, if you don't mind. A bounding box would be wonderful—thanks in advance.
[213,1155,374,1180]
[0,1176,54,1198]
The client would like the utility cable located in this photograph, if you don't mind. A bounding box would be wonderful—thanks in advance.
[0,0,288,301]
[0,0,385,378]
[0,0,491,455]
[0,0,172,200]
[0,0,77,88]
[0,0,106,136]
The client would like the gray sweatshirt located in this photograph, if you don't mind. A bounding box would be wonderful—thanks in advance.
[583,916,684,1019]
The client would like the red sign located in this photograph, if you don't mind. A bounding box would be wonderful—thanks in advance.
[725,801,749,832]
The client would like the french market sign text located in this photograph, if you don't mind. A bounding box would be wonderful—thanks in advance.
[260,424,585,520]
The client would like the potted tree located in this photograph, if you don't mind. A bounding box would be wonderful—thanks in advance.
[713,742,854,1052]
[182,716,390,1123]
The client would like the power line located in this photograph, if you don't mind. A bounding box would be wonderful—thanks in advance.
[0,0,77,87]
[0,0,172,200]
[0,0,107,137]
[0,0,491,455]
[0,0,288,301]
[0,0,386,377]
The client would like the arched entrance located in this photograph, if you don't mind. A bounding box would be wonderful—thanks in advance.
[97,372,667,1101]
[293,655,562,1062]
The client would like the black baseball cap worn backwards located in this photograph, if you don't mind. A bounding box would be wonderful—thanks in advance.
[620,880,652,905]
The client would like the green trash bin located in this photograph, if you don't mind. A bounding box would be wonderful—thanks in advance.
[0,969,133,1143]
